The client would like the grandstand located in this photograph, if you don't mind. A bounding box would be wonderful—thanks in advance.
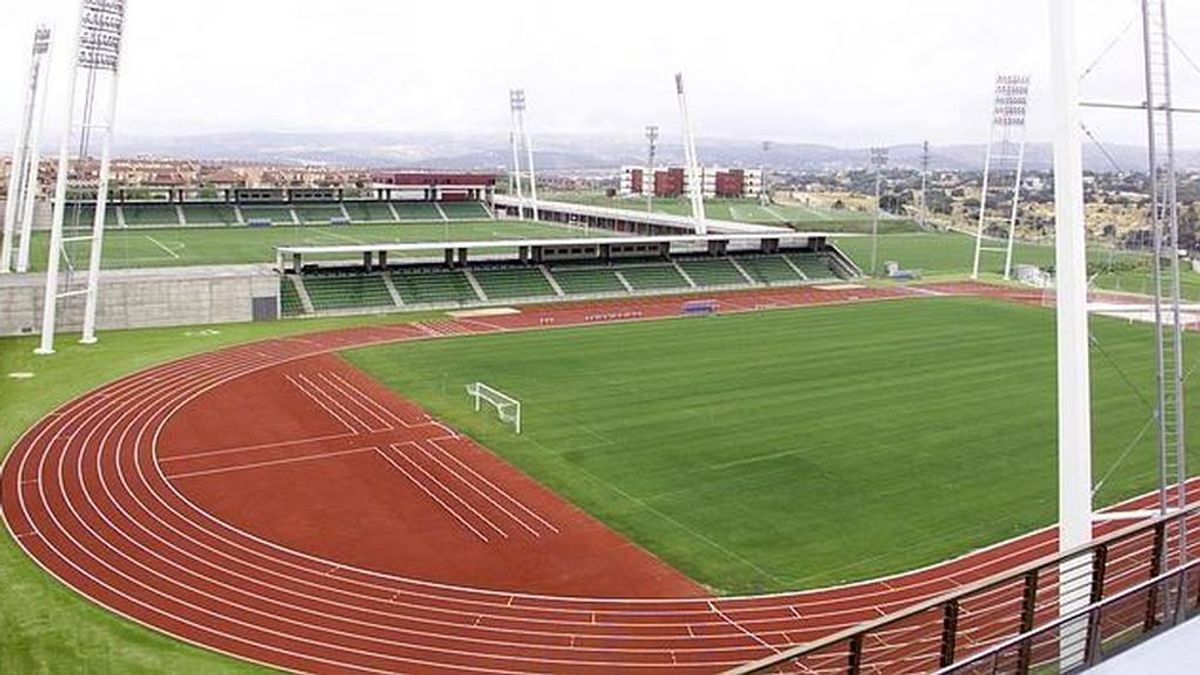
[275,232,857,317]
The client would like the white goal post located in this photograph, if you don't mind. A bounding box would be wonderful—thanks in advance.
[466,382,522,434]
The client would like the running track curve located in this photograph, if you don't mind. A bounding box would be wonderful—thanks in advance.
[1,284,1190,673]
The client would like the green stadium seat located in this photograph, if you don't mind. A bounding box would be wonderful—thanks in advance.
[737,255,805,284]
[121,205,181,227]
[240,206,296,225]
[473,267,557,300]
[551,267,628,295]
[302,273,395,312]
[181,204,238,226]
[440,202,490,220]
[676,258,748,287]
[392,202,444,221]
[279,277,306,317]
[391,269,480,305]
[343,202,397,223]
[616,264,689,291]
[293,205,347,224]
[786,253,840,280]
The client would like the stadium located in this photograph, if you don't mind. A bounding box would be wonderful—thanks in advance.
[2,1,1200,674]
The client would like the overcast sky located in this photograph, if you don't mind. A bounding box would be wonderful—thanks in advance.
[2,0,1199,149]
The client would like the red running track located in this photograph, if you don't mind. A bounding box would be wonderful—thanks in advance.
[0,284,1191,673]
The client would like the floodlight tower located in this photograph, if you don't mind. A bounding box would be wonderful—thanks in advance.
[2,26,53,275]
[674,73,707,234]
[760,141,772,206]
[919,140,930,231]
[37,0,129,355]
[971,74,1031,280]
[869,147,888,276]
[508,89,538,222]
[645,125,659,213]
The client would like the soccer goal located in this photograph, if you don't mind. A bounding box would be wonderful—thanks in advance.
[465,382,522,434]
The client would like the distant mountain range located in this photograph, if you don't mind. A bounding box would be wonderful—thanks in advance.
[101,130,1200,173]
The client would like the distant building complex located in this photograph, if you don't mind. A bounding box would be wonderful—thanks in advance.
[618,166,763,199]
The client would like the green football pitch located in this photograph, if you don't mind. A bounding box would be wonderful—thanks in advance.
[345,297,1200,594]
[19,220,602,272]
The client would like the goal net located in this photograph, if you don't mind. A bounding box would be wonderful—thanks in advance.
[465,382,522,434]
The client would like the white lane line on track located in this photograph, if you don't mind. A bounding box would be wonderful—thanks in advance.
[167,446,378,480]
[709,601,779,654]
[324,371,425,429]
[409,440,544,538]
[372,445,490,542]
[158,431,359,463]
[425,437,558,535]
[283,373,359,432]
[391,442,508,539]
[294,372,386,433]
[315,372,396,431]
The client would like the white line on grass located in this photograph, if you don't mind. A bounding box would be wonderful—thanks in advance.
[144,235,182,259]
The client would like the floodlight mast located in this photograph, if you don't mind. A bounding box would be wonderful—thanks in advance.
[37,0,128,354]
[508,89,538,222]
[869,147,888,276]
[508,90,526,220]
[675,73,706,234]
[1048,0,1093,667]
[2,26,53,275]
[919,140,930,231]
[971,74,1030,280]
[645,125,659,213]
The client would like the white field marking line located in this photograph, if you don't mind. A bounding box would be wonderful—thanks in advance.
[372,445,490,542]
[315,372,394,431]
[456,317,510,332]
[307,226,368,246]
[143,234,182,259]
[324,371,417,428]
[709,601,780,654]
[158,431,359,463]
[12,289,1111,622]
[290,369,384,432]
[425,437,559,534]
[413,322,440,338]
[76,357,793,645]
[294,372,391,433]
[166,446,378,480]
[283,373,359,433]
[391,441,508,539]
[409,440,544,537]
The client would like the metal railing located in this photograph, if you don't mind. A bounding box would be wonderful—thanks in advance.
[729,503,1200,674]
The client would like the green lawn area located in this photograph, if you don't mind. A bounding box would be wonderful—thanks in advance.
[21,219,600,272]
[543,192,921,233]
[0,312,460,674]
[836,231,1200,299]
[345,297,1199,594]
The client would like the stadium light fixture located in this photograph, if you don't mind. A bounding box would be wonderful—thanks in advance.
[869,147,888,275]
[645,125,659,212]
[971,74,1031,281]
[2,25,53,275]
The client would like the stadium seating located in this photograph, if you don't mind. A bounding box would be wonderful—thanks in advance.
[391,269,480,305]
[121,205,181,227]
[343,202,397,223]
[279,278,305,317]
[239,206,296,225]
[181,204,239,226]
[302,273,396,312]
[676,258,747,287]
[293,205,347,224]
[66,204,117,228]
[786,253,840,280]
[550,267,628,295]
[616,263,690,291]
[440,202,490,220]
[473,267,557,300]
[392,202,444,221]
[737,255,805,285]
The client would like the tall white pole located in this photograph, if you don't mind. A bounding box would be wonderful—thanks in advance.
[675,73,707,234]
[519,105,539,222]
[508,90,525,220]
[80,68,123,344]
[972,121,996,280]
[3,27,51,273]
[17,29,52,274]
[1004,130,1028,280]
[36,32,83,355]
[1048,0,1093,666]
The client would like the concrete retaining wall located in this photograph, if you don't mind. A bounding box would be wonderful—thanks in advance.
[0,264,279,336]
